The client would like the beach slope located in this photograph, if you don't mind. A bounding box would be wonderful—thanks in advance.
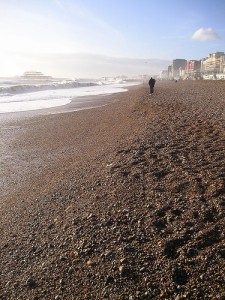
[0,81,225,299]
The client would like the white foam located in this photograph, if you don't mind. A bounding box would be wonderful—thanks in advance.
[0,81,140,114]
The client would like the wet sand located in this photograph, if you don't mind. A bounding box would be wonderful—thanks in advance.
[0,81,225,299]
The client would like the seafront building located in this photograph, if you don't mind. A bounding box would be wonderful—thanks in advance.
[185,60,201,79]
[159,70,168,79]
[20,71,52,80]
[159,51,225,80]
[171,59,187,79]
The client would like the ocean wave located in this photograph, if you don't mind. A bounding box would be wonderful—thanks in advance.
[0,80,100,96]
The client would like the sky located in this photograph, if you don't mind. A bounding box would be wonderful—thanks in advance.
[0,0,225,78]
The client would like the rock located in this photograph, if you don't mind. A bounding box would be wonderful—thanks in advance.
[186,248,197,258]
[59,279,64,286]
[68,267,75,274]
[140,267,146,273]
[120,257,127,264]
[87,259,96,266]
[60,256,67,261]
[119,265,131,277]
[104,250,112,257]
[72,217,79,225]
[105,275,114,285]
[26,277,36,289]
[219,249,225,258]
[47,223,54,229]
[199,274,204,280]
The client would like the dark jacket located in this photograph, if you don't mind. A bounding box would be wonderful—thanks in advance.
[149,78,156,87]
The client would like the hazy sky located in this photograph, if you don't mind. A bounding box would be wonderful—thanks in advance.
[1,0,225,78]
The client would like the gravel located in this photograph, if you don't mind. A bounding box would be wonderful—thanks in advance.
[0,81,225,299]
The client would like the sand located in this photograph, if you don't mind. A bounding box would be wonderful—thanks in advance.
[0,81,225,299]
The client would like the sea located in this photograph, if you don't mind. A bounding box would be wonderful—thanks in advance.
[0,77,140,196]
[0,77,140,114]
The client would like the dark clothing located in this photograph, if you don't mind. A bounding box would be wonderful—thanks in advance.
[148,78,156,94]
[150,85,154,94]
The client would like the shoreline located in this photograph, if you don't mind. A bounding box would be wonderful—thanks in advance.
[0,85,140,199]
[1,81,225,299]
[0,81,140,115]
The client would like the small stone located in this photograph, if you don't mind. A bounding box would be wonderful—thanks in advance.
[5,281,10,287]
[119,265,130,277]
[60,256,67,261]
[26,277,36,289]
[186,248,197,258]
[68,267,75,274]
[219,249,225,258]
[104,250,112,257]
[160,290,165,297]
[119,265,125,275]
[120,257,127,264]
[87,259,96,266]
[48,223,54,229]
[137,220,142,227]
[140,267,146,272]
[105,275,114,285]
[72,251,79,257]
[59,279,65,285]
[87,213,94,219]
[72,218,78,225]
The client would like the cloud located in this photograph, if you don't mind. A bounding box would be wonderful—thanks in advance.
[191,28,221,41]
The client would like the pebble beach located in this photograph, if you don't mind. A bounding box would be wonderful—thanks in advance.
[0,80,225,299]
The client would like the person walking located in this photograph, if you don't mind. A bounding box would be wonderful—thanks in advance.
[148,77,156,95]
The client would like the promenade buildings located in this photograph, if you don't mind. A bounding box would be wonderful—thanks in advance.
[160,51,225,80]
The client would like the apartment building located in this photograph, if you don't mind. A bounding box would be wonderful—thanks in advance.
[172,59,187,78]
[220,55,225,73]
[162,52,225,80]
[185,60,201,79]
[201,52,224,75]
[159,70,168,79]
[168,65,173,79]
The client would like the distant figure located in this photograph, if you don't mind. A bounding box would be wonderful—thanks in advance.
[149,77,156,95]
